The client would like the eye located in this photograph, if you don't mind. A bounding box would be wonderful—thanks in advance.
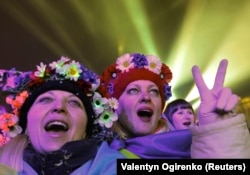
[68,99,83,108]
[176,111,184,115]
[149,88,159,96]
[37,96,53,104]
[127,88,139,95]
[188,111,194,115]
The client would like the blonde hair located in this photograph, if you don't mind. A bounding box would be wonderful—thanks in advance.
[0,134,28,171]
[113,118,168,140]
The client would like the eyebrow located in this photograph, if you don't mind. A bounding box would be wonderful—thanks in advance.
[128,83,158,89]
[39,91,77,98]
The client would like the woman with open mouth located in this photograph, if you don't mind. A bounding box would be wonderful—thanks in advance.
[163,99,197,131]
[99,52,250,159]
[0,56,124,174]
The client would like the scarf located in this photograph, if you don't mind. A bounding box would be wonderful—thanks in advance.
[23,139,97,175]
[110,130,192,159]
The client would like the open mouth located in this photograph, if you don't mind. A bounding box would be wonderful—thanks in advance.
[137,109,153,122]
[183,121,191,126]
[45,120,69,132]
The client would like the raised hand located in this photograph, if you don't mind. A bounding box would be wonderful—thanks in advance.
[192,59,239,125]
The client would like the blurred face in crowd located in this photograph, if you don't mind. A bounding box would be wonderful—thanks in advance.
[27,90,88,153]
[117,80,162,137]
[172,108,195,130]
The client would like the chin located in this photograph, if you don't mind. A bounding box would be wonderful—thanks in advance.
[136,130,151,136]
[46,143,66,152]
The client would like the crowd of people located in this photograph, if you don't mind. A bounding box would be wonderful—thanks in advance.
[0,53,249,174]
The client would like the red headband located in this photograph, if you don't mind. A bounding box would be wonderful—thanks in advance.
[99,53,173,110]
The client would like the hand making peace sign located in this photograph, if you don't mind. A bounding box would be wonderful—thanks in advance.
[192,59,239,125]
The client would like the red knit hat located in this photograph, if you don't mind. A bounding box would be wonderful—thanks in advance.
[99,53,173,110]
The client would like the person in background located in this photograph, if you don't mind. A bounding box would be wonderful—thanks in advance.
[163,99,197,131]
[0,56,124,175]
[99,52,250,158]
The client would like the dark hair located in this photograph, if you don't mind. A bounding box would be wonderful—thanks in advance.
[164,99,194,124]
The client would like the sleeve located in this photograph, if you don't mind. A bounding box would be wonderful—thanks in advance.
[0,163,18,175]
[190,114,250,158]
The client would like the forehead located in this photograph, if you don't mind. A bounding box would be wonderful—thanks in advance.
[38,90,77,97]
[173,105,193,114]
[176,106,193,110]
[127,80,158,87]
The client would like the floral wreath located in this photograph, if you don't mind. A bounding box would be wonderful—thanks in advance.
[100,53,172,101]
[0,56,118,146]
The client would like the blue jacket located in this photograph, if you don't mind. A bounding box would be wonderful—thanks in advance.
[0,142,125,175]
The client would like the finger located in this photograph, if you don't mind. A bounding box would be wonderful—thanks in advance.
[192,65,209,99]
[212,59,228,93]
[224,94,239,111]
[215,88,232,110]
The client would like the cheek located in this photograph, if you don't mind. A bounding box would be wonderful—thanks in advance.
[27,107,44,128]
[75,117,87,129]
[156,97,162,105]
[117,99,127,115]
[191,115,195,122]
[152,97,163,115]
[117,101,133,120]
[28,105,48,118]
[27,120,38,138]
[26,113,42,138]
[73,111,88,132]
[116,103,133,126]
[26,115,42,146]
[172,115,181,123]
[155,103,162,116]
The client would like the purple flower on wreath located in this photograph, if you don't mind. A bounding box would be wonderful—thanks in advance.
[0,70,30,92]
[132,53,148,68]
[107,83,114,95]
[164,84,172,100]
[84,70,99,85]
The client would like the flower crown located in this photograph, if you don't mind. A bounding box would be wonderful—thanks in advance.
[100,53,172,102]
[0,56,118,146]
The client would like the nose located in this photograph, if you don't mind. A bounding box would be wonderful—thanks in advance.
[184,113,192,120]
[140,92,151,103]
[52,108,66,113]
[51,100,67,113]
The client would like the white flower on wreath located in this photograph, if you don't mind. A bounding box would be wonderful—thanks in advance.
[98,109,118,128]
[145,55,162,74]
[64,61,83,81]
[49,56,70,73]
[35,62,46,77]
[116,53,134,73]
[92,92,109,115]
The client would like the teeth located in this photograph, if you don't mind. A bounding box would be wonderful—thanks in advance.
[45,120,68,131]
[47,121,67,128]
